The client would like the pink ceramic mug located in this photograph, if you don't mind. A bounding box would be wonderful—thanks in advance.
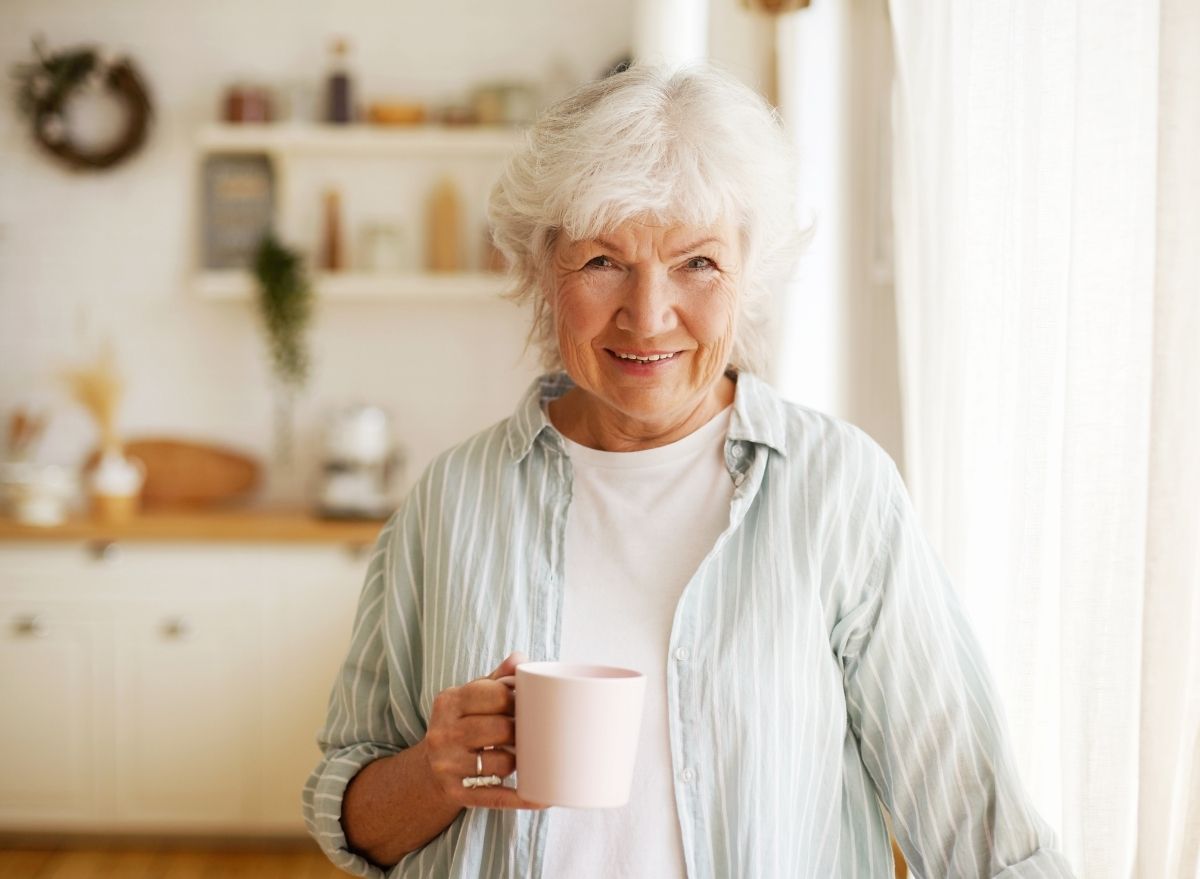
[515,662,646,808]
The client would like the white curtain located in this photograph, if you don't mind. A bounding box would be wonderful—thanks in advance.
[772,0,904,462]
[887,0,1200,876]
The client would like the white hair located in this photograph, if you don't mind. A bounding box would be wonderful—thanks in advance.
[487,62,806,376]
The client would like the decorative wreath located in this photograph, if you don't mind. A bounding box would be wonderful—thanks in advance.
[13,39,153,172]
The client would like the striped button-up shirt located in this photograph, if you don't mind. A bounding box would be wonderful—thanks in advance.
[303,371,1075,878]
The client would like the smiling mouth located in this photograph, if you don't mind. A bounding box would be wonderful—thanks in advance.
[608,350,680,363]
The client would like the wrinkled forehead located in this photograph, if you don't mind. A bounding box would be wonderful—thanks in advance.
[557,186,743,242]
[555,214,739,255]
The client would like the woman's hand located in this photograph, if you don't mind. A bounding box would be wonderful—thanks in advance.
[422,651,545,810]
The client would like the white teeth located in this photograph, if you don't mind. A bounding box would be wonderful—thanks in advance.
[616,352,676,362]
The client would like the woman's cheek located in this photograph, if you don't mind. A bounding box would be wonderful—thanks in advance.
[694,281,740,359]
[553,294,602,380]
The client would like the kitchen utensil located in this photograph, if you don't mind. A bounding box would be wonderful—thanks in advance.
[316,405,401,519]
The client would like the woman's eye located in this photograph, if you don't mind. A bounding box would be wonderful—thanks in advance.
[585,255,613,269]
[685,256,715,271]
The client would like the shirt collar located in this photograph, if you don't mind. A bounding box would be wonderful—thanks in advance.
[504,372,573,463]
[504,369,789,463]
[725,370,789,457]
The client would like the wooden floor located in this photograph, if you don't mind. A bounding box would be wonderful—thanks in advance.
[0,842,906,878]
[0,847,347,878]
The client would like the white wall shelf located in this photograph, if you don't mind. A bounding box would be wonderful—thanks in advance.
[197,123,525,157]
[196,123,521,301]
[195,270,509,302]
[195,121,520,302]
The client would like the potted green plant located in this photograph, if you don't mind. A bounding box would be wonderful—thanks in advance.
[252,232,313,470]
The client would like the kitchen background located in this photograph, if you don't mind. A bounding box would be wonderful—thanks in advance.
[5,0,894,871]
[5,1,1194,876]
[0,0,790,511]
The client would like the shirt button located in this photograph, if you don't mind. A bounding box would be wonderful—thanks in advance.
[674,646,690,661]
[732,444,746,457]
[680,768,696,783]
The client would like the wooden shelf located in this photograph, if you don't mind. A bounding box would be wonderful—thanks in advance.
[194,269,509,302]
[0,508,386,546]
[197,123,525,157]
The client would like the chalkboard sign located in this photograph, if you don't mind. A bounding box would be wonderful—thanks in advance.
[201,153,274,269]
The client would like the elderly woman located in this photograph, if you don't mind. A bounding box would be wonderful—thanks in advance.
[303,65,1074,878]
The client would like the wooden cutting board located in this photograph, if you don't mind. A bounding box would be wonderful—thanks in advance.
[86,438,261,509]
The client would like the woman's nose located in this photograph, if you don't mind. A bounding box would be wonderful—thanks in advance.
[615,268,677,337]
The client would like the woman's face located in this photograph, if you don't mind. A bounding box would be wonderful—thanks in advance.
[549,217,742,433]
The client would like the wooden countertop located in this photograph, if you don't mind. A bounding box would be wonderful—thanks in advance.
[0,508,387,545]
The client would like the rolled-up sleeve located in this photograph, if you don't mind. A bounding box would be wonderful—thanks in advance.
[840,462,1076,878]
[302,491,429,877]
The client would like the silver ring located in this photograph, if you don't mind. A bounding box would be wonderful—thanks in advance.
[462,747,501,788]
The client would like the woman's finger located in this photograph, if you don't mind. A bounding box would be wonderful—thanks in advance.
[424,715,514,774]
[456,746,516,780]
[459,785,546,811]
[456,714,515,749]
[456,678,515,717]
[487,651,529,681]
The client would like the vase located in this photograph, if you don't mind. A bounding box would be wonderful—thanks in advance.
[89,448,145,522]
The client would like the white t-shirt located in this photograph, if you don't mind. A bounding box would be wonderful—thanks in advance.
[542,405,734,879]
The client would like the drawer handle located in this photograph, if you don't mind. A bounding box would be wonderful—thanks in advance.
[12,615,44,637]
[87,540,119,562]
[160,617,192,640]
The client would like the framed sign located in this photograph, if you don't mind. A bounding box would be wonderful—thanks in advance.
[201,153,274,270]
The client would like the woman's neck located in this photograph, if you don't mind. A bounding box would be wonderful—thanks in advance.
[547,375,735,452]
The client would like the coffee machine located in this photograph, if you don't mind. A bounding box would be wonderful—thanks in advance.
[316,405,402,519]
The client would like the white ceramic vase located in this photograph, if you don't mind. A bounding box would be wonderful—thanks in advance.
[89,449,145,522]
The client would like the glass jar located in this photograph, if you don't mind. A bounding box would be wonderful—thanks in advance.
[359,222,407,273]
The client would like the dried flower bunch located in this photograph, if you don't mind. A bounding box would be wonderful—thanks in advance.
[60,344,123,454]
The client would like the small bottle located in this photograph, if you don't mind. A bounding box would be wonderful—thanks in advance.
[326,38,354,124]
[322,188,344,271]
[427,178,461,272]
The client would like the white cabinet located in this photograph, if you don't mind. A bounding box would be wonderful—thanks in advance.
[0,598,107,825]
[257,550,363,829]
[112,594,258,828]
[0,541,368,835]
